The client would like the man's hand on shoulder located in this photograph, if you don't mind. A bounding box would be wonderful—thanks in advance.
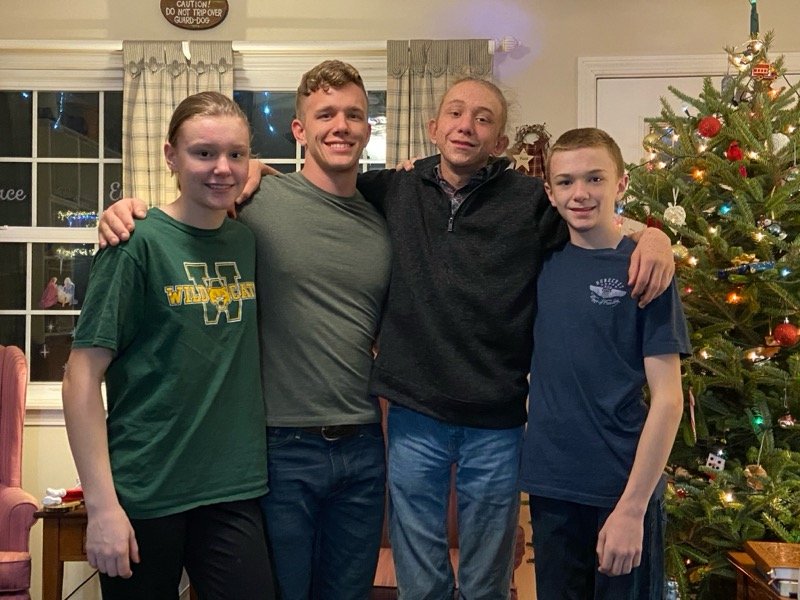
[394,157,420,172]
[627,227,675,308]
[98,198,148,248]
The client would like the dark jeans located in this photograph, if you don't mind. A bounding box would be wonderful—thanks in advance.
[259,424,385,600]
[529,492,665,600]
[99,499,274,600]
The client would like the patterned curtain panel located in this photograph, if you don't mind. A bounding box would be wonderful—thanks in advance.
[122,41,233,207]
[386,39,493,167]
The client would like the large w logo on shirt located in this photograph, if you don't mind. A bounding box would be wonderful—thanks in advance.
[163,262,256,325]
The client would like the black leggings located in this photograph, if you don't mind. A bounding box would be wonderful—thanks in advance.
[99,499,275,600]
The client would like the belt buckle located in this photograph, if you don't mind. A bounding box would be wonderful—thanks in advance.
[321,425,343,441]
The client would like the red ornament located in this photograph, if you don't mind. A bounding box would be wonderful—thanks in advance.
[726,141,744,161]
[697,116,722,138]
[738,164,748,178]
[773,321,799,347]
[676,487,688,499]
[645,215,663,230]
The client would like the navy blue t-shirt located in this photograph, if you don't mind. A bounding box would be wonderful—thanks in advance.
[519,237,690,507]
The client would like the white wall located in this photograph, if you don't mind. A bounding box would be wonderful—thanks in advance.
[9,1,800,597]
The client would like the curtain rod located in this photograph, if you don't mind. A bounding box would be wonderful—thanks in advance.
[0,38,519,55]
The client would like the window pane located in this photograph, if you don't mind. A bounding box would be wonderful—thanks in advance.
[366,91,386,163]
[104,91,123,158]
[38,92,100,158]
[0,316,25,348]
[0,91,32,157]
[0,243,26,310]
[37,163,99,227]
[0,163,33,226]
[30,314,75,382]
[235,91,297,159]
[32,243,93,311]
[366,163,386,171]
[104,163,123,211]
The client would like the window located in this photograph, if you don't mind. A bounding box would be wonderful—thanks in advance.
[0,41,387,418]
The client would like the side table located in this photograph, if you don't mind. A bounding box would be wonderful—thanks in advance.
[729,551,789,600]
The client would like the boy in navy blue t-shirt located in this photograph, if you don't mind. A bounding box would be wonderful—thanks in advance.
[519,128,691,599]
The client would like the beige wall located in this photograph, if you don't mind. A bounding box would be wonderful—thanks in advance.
[10,1,800,598]
[2,0,799,137]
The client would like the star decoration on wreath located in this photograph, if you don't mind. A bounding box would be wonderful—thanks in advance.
[506,123,550,179]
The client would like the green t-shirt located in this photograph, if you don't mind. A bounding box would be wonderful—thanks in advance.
[72,208,267,519]
[240,172,391,426]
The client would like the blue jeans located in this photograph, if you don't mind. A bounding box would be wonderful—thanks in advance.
[259,424,385,600]
[387,404,523,600]
[529,490,666,600]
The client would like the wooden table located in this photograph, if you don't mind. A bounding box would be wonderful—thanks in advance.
[729,551,791,600]
[34,506,197,600]
[34,506,89,600]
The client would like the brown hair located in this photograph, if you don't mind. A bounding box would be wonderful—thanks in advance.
[295,60,367,118]
[436,77,509,134]
[546,127,625,183]
[167,91,249,148]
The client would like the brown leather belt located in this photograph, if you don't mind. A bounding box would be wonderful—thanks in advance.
[299,424,361,441]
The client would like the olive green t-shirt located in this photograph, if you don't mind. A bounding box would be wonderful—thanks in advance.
[239,172,391,426]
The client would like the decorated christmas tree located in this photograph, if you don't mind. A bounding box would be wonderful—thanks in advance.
[622,6,800,598]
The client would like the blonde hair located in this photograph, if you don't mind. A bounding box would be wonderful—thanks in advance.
[546,128,625,183]
[295,60,367,118]
[167,91,249,147]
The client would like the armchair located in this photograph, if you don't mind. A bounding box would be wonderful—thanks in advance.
[0,345,37,600]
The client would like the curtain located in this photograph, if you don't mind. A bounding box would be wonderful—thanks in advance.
[385,39,493,167]
[122,41,233,207]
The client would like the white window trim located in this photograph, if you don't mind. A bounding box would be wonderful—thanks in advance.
[0,40,388,425]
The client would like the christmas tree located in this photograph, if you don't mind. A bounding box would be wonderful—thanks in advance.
[622,7,800,598]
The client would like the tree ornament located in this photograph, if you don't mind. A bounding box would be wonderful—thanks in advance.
[663,199,686,233]
[773,319,799,347]
[665,578,681,600]
[706,445,727,471]
[726,141,744,161]
[672,242,690,262]
[752,60,778,81]
[758,216,787,239]
[771,132,791,154]
[744,464,767,490]
[645,215,663,229]
[697,115,722,138]
[642,132,660,151]
[738,164,748,178]
[778,412,796,428]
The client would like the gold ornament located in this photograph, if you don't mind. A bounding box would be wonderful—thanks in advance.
[672,242,690,262]
[731,253,757,266]
[744,464,767,490]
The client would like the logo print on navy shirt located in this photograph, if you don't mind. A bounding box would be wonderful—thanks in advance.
[589,277,627,306]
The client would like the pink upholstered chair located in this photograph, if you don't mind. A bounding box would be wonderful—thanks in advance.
[0,345,37,600]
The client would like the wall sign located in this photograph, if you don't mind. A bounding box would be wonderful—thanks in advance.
[160,0,228,30]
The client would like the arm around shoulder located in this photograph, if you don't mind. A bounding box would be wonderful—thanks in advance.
[98,198,149,248]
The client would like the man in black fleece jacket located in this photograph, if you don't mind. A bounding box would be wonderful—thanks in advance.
[354,79,674,599]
